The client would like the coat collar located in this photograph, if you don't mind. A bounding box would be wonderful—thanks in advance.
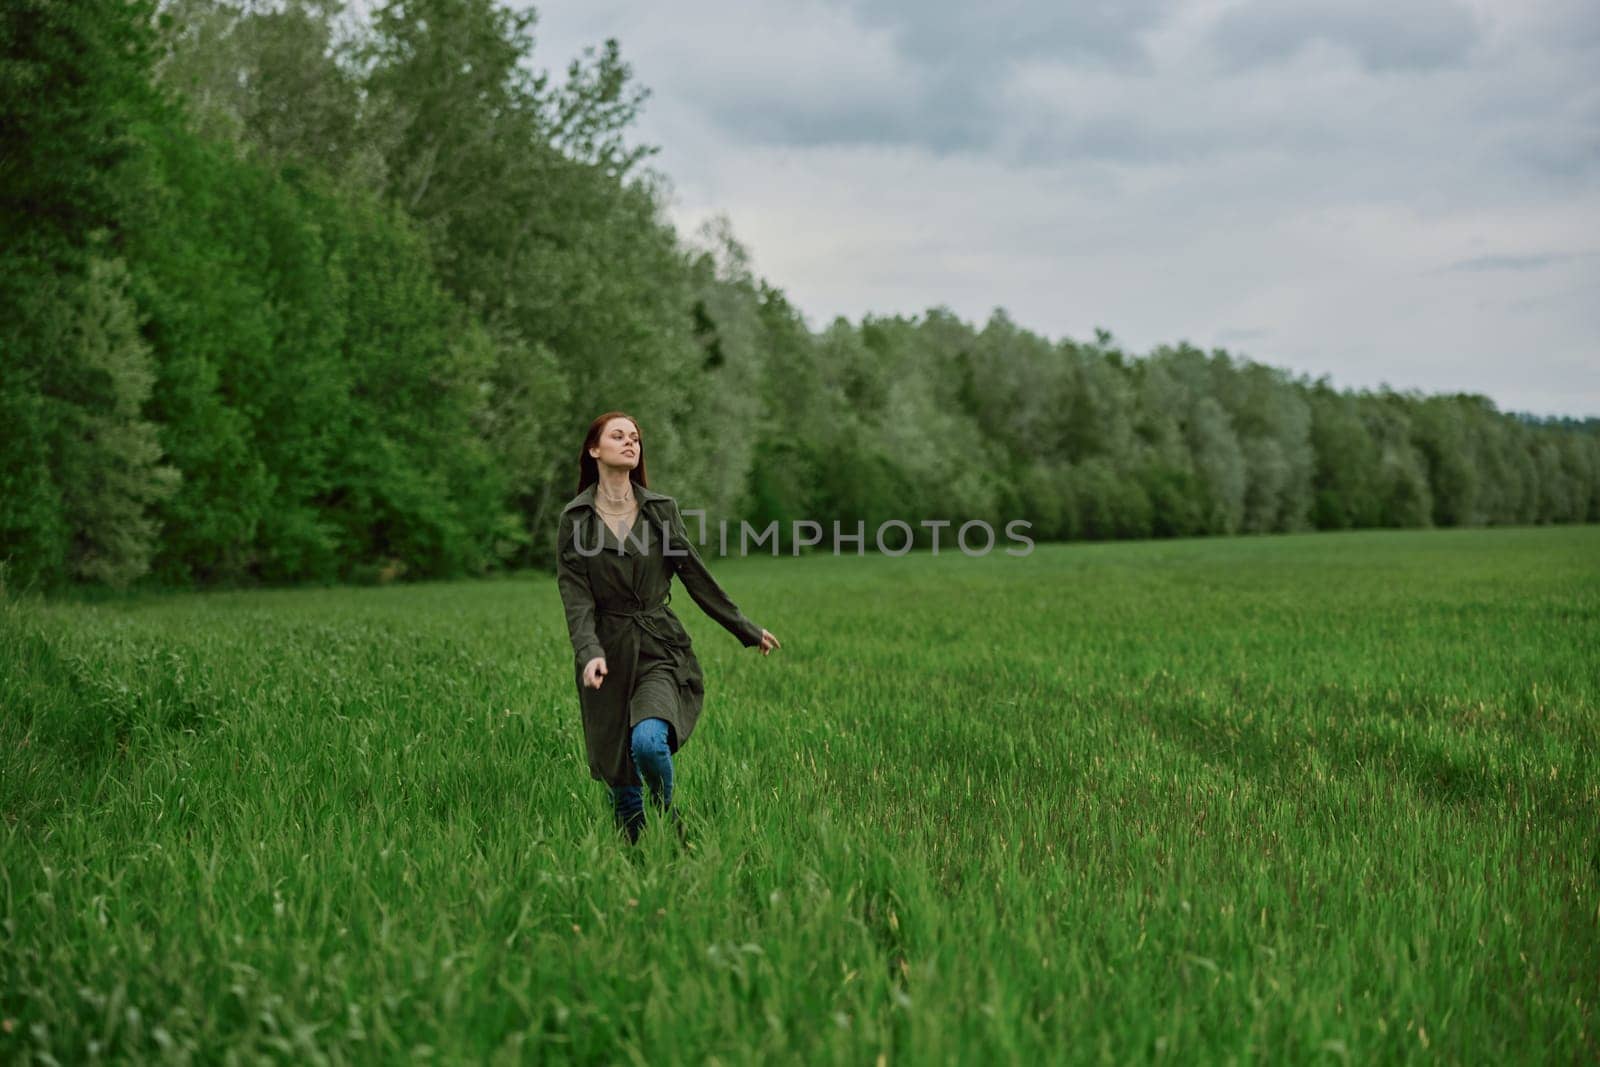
[560,480,672,516]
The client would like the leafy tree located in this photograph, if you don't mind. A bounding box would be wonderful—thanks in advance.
[154,0,371,178]
[1308,383,1382,528]
[1364,394,1434,527]
[54,258,181,585]
[0,0,175,588]
[1411,396,1480,526]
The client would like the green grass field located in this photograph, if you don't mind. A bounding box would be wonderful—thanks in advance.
[3,527,1597,1063]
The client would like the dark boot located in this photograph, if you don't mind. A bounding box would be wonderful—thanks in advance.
[615,808,645,845]
[612,785,646,845]
[660,801,691,849]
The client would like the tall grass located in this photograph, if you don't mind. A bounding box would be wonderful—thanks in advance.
[3,527,1596,1062]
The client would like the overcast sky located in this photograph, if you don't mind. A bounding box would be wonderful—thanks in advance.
[529,0,1599,417]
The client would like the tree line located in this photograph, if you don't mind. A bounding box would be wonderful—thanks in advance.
[3,0,1596,591]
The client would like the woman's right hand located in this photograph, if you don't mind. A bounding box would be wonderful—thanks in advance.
[582,656,608,689]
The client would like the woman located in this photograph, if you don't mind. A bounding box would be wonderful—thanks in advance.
[554,412,781,844]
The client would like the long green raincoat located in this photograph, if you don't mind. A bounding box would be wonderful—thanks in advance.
[555,481,766,787]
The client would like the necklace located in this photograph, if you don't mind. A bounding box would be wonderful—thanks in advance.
[595,482,635,509]
[594,483,637,539]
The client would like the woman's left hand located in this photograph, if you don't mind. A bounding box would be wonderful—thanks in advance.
[757,629,781,656]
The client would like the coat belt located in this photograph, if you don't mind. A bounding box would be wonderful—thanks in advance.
[595,591,692,662]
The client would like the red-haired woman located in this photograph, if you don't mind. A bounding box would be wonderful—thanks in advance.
[554,412,781,843]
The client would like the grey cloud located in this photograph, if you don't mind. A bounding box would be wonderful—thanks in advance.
[1443,251,1591,273]
[685,0,1493,168]
[696,0,1180,156]
[548,1,1588,178]
[844,0,1177,69]
[1212,0,1480,71]
[1008,104,1349,169]
[1514,0,1600,51]
[702,67,995,154]
[1493,129,1600,183]
[706,98,914,151]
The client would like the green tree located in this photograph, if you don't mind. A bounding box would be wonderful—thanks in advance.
[1410,396,1480,526]
[0,0,173,588]
[54,258,181,585]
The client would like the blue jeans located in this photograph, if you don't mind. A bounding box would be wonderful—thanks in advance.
[611,717,674,843]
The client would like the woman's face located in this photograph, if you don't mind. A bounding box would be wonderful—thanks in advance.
[589,418,641,472]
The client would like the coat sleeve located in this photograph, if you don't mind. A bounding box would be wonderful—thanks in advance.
[555,511,607,665]
[664,499,764,648]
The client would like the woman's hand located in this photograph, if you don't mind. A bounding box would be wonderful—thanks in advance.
[756,629,781,656]
[582,656,608,688]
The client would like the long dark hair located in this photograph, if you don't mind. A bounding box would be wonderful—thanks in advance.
[576,411,651,496]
